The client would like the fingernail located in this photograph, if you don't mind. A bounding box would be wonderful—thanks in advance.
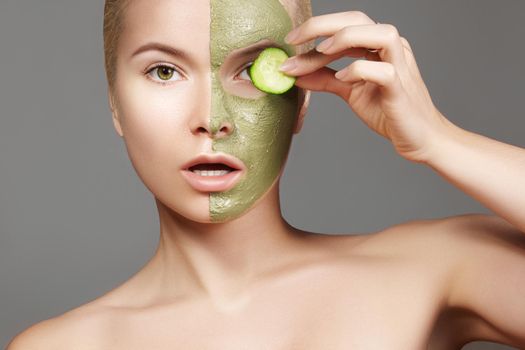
[316,37,334,52]
[334,68,347,79]
[285,29,300,44]
[279,57,297,72]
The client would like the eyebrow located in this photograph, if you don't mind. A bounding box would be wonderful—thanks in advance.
[130,39,287,62]
[131,42,193,61]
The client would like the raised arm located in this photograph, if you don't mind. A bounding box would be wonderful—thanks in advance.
[280,10,525,234]
[424,118,525,234]
[280,8,525,347]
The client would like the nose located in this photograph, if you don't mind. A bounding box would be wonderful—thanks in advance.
[191,120,234,140]
[189,71,234,140]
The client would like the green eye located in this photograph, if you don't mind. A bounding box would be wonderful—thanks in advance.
[156,66,174,80]
[146,64,182,84]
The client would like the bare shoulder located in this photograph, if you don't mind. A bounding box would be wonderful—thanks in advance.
[355,212,523,257]
[341,212,522,281]
[6,302,115,350]
[303,214,485,279]
[388,212,525,257]
[303,214,488,261]
[344,214,465,259]
[438,212,525,245]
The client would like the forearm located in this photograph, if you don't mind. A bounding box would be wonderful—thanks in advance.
[425,115,525,233]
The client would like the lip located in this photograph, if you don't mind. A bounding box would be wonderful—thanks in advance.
[180,153,246,192]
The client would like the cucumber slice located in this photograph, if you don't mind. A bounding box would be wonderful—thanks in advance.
[249,47,296,94]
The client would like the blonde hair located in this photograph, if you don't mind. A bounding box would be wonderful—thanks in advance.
[278,0,316,54]
[103,0,131,93]
[103,0,314,91]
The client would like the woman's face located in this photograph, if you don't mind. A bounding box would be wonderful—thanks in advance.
[111,0,302,223]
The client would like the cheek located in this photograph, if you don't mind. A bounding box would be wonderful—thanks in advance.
[119,80,188,128]
[111,73,212,221]
[115,81,194,175]
[226,92,299,156]
[209,89,299,222]
[238,95,297,177]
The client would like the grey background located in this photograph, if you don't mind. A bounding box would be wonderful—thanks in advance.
[0,0,523,349]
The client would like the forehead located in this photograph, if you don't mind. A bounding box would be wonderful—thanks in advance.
[119,0,209,63]
[119,0,294,65]
[210,0,295,64]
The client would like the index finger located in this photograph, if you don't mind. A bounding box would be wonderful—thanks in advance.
[285,11,376,45]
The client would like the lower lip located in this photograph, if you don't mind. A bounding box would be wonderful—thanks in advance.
[180,169,244,192]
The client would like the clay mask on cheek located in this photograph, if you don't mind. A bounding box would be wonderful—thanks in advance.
[209,0,299,222]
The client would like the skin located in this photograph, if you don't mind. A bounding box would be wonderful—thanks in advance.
[7,2,525,350]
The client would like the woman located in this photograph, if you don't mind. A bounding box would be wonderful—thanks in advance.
[7,0,525,349]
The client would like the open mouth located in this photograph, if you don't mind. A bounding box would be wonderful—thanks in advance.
[180,153,245,192]
[188,163,238,177]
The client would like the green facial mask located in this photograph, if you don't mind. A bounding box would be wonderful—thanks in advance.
[210,0,299,222]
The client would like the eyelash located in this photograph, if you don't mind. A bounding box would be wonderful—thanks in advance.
[144,63,254,86]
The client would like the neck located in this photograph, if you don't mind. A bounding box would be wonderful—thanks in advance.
[138,180,306,309]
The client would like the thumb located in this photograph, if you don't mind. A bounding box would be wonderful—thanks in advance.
[294,66,351,101]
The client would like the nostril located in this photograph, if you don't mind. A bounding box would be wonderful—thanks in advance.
[215,122,233,138]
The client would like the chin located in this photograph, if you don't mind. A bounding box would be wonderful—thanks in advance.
[154,193,211,223]
[210,178,280,223]
[153,177,279,224]
[162,201,250,225]
[208,207,251,224]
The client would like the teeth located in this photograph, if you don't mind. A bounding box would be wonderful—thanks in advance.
[192,169,232,177]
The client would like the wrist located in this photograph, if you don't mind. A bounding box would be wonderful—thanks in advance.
[423,113,469,167]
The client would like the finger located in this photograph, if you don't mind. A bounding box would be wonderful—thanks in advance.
[399,36,416,66]
[335,60,404,100]
[398,36,425,82]
[400,36,413,54]
[285,11,376,45]
[294,66,352,101]
[317,23,407,71]
[280,47,378,76]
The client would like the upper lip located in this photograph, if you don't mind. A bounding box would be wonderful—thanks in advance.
[181,153,246,171]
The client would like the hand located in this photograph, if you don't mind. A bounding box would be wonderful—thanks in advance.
[280,11,453,164]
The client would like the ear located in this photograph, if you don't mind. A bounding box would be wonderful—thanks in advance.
[293,88,311,134]
[108,90,124,137]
